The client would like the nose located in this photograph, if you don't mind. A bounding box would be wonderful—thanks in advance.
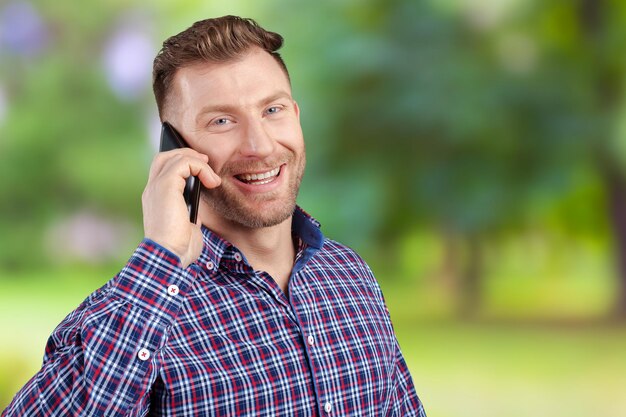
[238,118,275,158]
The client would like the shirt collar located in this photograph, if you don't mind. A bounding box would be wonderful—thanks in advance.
[292,206,323,250]
[194,206,324,272]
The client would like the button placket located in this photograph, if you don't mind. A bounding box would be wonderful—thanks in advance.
[323,402,332,414]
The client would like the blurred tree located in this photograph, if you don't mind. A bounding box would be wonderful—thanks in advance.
[574,0,626,317]
[0,0,622,320]
[288,0,614,316]
[0,2,152,268]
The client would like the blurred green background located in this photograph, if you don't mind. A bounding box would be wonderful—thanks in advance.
[2,0,626,415]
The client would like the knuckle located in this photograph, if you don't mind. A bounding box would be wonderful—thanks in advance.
[152,152,166,164]
[141,186,151,202]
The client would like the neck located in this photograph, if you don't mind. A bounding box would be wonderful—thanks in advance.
[200,209,296,293]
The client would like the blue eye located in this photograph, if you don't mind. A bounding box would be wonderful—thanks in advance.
[266,106,281,115]
[214,118,229,125]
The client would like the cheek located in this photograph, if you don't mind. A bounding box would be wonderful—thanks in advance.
[197,146,232,175]
[196,129,245,163]
[267,114,301,133]
[271,119,304,149]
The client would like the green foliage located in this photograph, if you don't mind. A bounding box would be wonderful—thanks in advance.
[0,0,623,300]
[2,1,626,415]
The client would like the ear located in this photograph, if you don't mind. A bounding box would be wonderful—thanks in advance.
[293,100,301,120]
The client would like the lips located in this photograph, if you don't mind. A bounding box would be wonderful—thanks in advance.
[235,166,281,185]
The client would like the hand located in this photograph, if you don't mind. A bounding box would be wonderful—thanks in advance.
[142,148,221,268]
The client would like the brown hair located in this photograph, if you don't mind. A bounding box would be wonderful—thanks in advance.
[152,15,289,120]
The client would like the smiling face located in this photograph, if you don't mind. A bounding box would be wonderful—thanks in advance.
[166,47,305,229]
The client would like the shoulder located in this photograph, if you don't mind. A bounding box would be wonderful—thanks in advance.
[318,238,367,264]
[312,238,378,285]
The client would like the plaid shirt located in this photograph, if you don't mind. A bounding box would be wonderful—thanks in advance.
[3,208,426,416]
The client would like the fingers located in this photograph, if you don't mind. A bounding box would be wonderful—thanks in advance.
[150,148,221,190]
[149,148,206,177]
[197,168,222,188]
[143,148,218,267]
[196,164,222,188]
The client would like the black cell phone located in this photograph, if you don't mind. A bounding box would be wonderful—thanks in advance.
[159,122,201,224]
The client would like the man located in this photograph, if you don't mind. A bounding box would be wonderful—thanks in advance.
[3,16,426,416]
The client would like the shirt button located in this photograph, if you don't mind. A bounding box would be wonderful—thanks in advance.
[137,348,151,361]
[206,261,214,270]
[167,284,179,296]
[324,402,332,413]
[234,252,243,262]
[307,335,315,346]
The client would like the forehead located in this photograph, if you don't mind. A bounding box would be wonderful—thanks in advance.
[170,48,291,113]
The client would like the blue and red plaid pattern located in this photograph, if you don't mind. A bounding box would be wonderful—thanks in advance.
[3,208,426,416]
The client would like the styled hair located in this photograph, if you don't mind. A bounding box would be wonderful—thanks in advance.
[152,15,289,120]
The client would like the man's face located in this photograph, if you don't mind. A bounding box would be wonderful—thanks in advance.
[167,48,305,229]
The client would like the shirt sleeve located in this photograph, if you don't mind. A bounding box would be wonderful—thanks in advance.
[351,251,427,416]
[393,340,428,417]
[346,247,426,417]
[2,239,195,417]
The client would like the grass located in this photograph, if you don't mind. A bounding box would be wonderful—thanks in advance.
[1,266,626,416]
[0,266,117,408]
[382,278,626,417]
[394,320,626,417]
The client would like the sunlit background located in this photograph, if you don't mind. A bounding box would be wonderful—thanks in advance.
[2,0,626,416]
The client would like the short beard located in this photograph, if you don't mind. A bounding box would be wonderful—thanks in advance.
[202,189,297,229]
[202,151,305,229]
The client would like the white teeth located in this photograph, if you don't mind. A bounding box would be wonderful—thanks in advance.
[238,167,280,182]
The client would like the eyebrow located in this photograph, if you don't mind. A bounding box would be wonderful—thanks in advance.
[195,91,292,124]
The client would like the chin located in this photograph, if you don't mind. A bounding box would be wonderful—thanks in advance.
[203,191,297,229]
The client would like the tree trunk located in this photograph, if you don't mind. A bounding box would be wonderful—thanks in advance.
[440,231,484,318]
[578,0,626,319]
[600,162,626,318]
[459,234,483,318]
